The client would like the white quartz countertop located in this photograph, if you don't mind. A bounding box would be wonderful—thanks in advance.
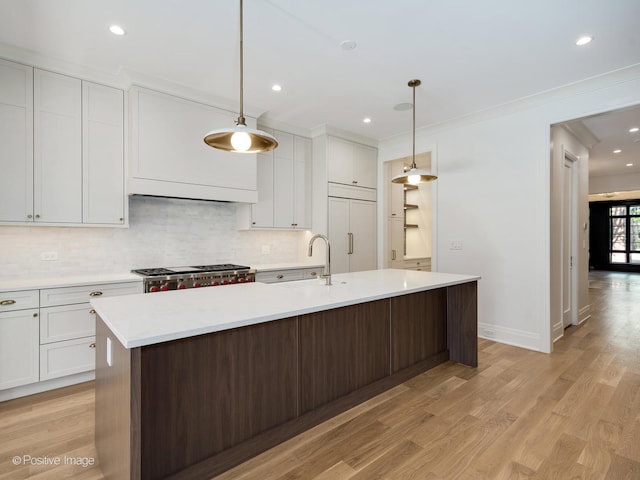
[252,262,323,271]
[91,269,480,349]
[0,273,142,292]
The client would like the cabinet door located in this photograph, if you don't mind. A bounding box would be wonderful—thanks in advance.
[34,69,82,223]
[326,136,353,185]
[252,152,274,227]
[352,143,377,189]
[273,131,295,228]
[388,159,405,218]
[293,136,312,229]
[328,197,351,274]
[83,82,125,224]
[0,59,33,223]
[0,309,39,390]
[388,216,405,268]
[349,200,377,272]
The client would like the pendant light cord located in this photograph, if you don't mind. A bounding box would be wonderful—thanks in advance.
[411,82,416,169]
[237,0,246,126]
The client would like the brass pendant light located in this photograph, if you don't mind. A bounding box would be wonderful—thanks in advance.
[204,0,278,153]
[391,79,437,184]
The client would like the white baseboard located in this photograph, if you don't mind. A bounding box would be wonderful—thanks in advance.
[552,321,564,342]
[0,371,94,402]
[478,322,542,352]
[578,304,591,325]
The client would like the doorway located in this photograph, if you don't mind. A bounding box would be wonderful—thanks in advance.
[562,152,578,328]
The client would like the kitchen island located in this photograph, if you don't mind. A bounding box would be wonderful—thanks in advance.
[91,269,479,480]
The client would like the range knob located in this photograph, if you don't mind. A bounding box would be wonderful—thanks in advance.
[177,283,186,290]
[230,278,237,284]
[248,277,254,282]
[160,284,170,292]
[149,286,160,293]
[222,279,229,285]
[194,282,202,288]
[238,277,245,283]
[213,281,220,286]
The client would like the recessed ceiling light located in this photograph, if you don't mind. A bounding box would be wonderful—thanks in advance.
[575,36,592,46]
[394,102,413,111]
[627,163,634,167]
[109,25,126,36]
[340,40,357,51]
[629,127,639,133]
[613,149,622,153]
[271,84,282,92]
[363,117,372,124]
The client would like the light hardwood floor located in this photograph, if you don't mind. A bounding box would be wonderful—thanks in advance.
[1,271,639,479]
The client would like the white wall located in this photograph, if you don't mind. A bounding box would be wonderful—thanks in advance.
[378,63,640,353]
[0,196,307,279]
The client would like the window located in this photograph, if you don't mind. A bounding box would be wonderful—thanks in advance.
[609,204,640,264]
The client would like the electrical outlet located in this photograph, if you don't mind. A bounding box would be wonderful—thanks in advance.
[449,241,463,250]
[484,329,495,338]
[40,251,58,261]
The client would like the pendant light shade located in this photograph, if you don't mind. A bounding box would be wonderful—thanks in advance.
[204,0,278,153]
[391,79,437,184]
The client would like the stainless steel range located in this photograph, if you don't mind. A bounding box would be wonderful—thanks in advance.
[132,264,256,293]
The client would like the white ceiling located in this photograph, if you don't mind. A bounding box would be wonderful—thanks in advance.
[563,105,640,178]
[1,0,640,143]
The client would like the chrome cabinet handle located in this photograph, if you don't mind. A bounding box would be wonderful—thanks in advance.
[27,214,33,219]
[0,299,16,306]
[89,343,96,349]
[33,313,38,317]
[89,291,103,297]
[348,233,354,254]
[276,274,284,279]
[309,271,317,277]
[35,214,40,219]
[392,250,396,261]
[89,309,96,314]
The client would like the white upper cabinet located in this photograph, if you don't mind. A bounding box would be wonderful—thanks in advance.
[327,136,377,189]
[0,60,33,223]
[238,129,312,230]
[0,60,126,226]
[129,87,258,203]
[34,69,83,223]
[82,82,125,224]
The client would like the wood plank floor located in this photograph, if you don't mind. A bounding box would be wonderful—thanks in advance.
[1,271,639,479]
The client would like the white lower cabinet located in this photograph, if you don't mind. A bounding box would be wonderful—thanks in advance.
[0,280,142,398]
[255,267,322,284]
[0,308,40,390]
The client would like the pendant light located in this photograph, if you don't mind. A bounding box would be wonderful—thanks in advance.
[204,0,278,153]
[391,79,437,184]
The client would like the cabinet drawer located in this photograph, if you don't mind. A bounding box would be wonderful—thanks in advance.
[404,258,431,269]
[40,303,95,344]
[40,281,142,307]
[255,269,305,284]
[0,290,39,311]
[303,267,322,279]
[40,336,96,381]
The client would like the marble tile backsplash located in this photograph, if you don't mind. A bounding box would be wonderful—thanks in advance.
[0,196,307,279]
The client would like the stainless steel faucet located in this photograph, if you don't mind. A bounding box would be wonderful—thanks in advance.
[308,234,332,285]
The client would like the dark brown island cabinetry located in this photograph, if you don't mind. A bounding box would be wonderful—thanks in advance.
[95,281,477,480]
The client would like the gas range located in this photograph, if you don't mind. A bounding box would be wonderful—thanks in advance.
[132,264,255,293]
